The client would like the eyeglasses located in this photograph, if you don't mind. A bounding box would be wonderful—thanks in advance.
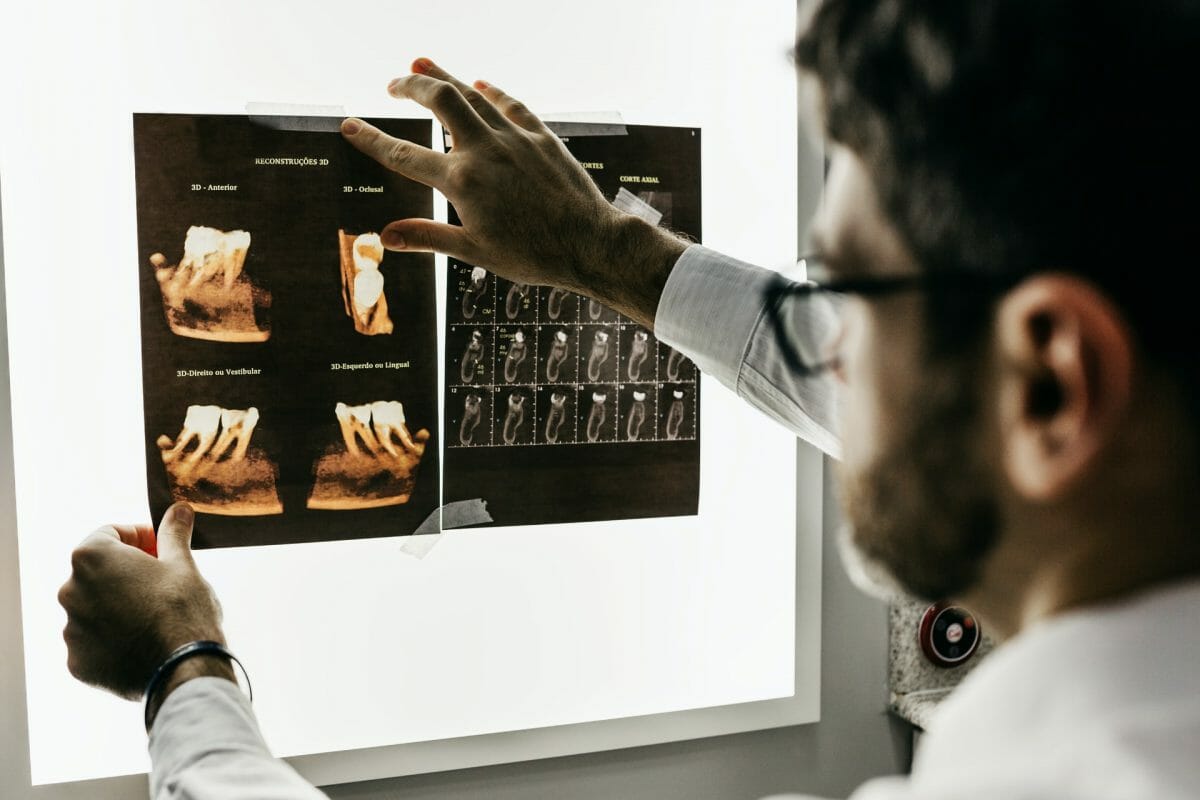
[763,256,1025,376]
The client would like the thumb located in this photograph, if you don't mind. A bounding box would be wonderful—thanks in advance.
[381,219,474,260]
[156,502,195,563]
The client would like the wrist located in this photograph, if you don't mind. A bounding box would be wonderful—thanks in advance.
[144,648,237,731]
[575,211,690,330]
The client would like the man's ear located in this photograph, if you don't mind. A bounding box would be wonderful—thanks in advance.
[994,275,1134,501]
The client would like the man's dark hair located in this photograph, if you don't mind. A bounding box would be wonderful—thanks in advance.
[795,0,1199,380]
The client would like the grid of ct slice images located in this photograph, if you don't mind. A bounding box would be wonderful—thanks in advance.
[447,268,697,447]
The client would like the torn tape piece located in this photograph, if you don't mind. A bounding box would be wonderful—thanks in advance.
[401,499,493,559]
[613,187,664,227]
[246,101,347,132]
[541,111,628,138]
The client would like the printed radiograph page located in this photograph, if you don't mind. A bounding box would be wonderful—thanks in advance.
[134,114,439,548]
[444,125,701,527]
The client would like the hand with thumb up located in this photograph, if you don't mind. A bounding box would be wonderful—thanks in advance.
[57,503,233,701]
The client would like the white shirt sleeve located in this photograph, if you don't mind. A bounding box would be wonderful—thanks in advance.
[654,244,842,458]
[148,677,327,800]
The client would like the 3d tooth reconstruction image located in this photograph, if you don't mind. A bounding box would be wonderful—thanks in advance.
[157,404,283,515]
[150,226,271,342]
[307,400,431,510]
[339,230,393,335]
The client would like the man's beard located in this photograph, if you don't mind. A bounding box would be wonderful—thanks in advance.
[835,357,1001,603]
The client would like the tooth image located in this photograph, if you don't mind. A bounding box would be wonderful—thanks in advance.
[157,404,282,516]
[338,230,393,335]
[626,391,647,440]
[502,393,527,445]
[666,389,686,440]
[545,391,568,443]
[505,282,530,320]
[335,401,381,456]
[370,400,411,457]
[627,330,650,381]
[503,330,528,383]
[152,226,269,342]
[462,267,488,319]
[460,393,483,445]
[211,407,260,463]
[547,287,570,320]
[546,329,570,382]
[586,391,608,442]
[588,298,603,320]
[309,399,431,510]
[160,404,222,469]
[460,329,485,384]
[666,347,687,381]
[586,330,610,382]
[353,268,385,314]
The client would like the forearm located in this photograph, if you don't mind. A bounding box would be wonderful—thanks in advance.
[150,678,328,800]
[654,245,842,457]
[572,211,690,330]
[146,654,237,731]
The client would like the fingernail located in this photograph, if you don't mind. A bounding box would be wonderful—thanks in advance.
[381,229,405,249]
[474,79,490,90]
[414,58,435,73]
[387,77,404,95]
[171,503,193,527]
[341,118,362,136]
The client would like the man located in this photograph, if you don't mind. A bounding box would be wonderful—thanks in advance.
[58,0,1200,797]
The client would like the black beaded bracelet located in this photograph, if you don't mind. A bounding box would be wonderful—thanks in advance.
[143,640,252,731]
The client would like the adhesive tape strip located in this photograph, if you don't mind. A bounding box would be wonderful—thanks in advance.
[400,498,493,559]
[541,111,628,138]
[246,101,347,132]
[613,187,664,227]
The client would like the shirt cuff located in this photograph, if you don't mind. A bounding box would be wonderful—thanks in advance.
[148,677,270,796]
[654,243,778,392]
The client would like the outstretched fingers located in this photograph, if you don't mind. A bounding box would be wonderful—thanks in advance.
[380,219,476,262]
[341,119,447,189]
[473,80,546,133]
[384,70,493,144]
[406,58,513,132]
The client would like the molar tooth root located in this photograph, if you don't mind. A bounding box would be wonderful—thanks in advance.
[666,390,686,439]
[627,391,647,440]
[462,267,489,319]
[546,329,570,382]
[547,288,569,320]
[505,282,530,319]
[666,348,686,381]
[177,404,222,467]
[335,402,380,456]
[586,330,610,382]
[586,392,608,442]
[628,330,649,380]
[370,400,409,457]
[502,393,527,445]
[460,393,483,445]
[460,330,485,383]
[545,392,568,443]
[503,330,527,383]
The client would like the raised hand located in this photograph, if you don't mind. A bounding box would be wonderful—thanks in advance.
[340,58,688,329]
[58,504,231,701]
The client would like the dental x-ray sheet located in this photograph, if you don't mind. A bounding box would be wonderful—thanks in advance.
[443,125,701,528]
[135,116,700,545]
[134,114,439,547]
